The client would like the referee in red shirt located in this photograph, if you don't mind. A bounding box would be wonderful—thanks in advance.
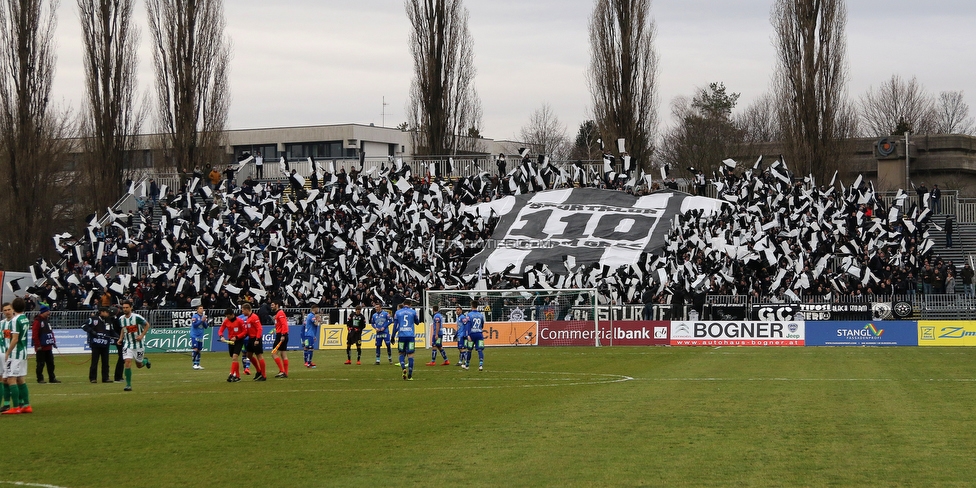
[271,300,290,378]
[242,303,267,381]
[218,309,247,382]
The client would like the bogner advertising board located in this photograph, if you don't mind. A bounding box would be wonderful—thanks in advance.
[806,321,918,346]
[670,321,805,346]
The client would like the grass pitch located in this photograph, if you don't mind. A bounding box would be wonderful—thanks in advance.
[4,346,976,487]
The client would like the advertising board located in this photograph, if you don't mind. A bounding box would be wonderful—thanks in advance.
[671,321,805,346]
[918,321,976,346]
[805,321,918,346]
[536,321,668,346]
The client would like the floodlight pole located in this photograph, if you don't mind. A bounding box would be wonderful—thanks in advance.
[905,131,911,193]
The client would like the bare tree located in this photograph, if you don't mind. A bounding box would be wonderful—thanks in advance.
[0,0,74,270]
[519,103,569,160]
[736,92,780,144]
[405,0,481,156]
[78,0,141,212]
[147,0,230,177]
[588,0,659,172]
[772,0,855,182]
[859,75,936,137]
[659,82,743,177]
[933,91,975,136]
[455,88,485,153]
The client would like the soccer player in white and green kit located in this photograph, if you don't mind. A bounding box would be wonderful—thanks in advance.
[2,298,32,414]
[117,300,152,391]
[0,303,12,412]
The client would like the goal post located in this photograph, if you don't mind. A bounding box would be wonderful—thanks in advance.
[424,288,601,347]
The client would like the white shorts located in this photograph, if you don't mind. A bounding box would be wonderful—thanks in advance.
[4,358,26,378]
[122,346,145,363]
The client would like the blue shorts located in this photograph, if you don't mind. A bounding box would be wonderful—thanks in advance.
[302,337,315,348]
[469,332,485,350]
[375,332,390,346]
[190,339,203,351]
[397,338,415,355]
[432,336,443,348]
[457,335,468,349]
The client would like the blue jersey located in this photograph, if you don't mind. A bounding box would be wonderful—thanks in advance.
[371,311,392,335]
[394,307,420,339]
[302,313,317,340]
[467,310,486,335]
[190,312,207,340]
[432,313,445,338]
[456,312,469,340]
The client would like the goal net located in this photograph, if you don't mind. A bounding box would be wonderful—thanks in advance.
[424,288,600,347]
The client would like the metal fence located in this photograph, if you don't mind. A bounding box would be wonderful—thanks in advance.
[37,308,326,330]
[36,294,976,329]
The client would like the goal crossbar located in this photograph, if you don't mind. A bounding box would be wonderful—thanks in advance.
[423,288,601,347]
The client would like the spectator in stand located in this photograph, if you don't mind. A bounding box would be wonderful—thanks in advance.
[224,164,236,190]
[946,271,957,295]
[254,152,264,179]
[963,264,975,296]
[31,305,59,384]
[945,215,954,248]
[931,185,942,214]
[149,178,159,207]
[209,166,222,189]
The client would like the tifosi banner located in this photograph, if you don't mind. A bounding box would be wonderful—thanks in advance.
[464,189,726,274]
[671,321,804,346]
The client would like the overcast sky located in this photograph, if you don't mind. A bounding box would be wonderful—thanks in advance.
[49,0,976,142]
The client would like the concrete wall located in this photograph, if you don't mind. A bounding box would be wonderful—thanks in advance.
[731,134,976,196]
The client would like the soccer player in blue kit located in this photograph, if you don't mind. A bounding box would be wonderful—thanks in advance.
[426,305,449,366]
[190,305,208,370]
[302,304,319,368]
[370,302,393,365]
[455,305,469,369]
[394,300,420,380]
[466,299,487,371]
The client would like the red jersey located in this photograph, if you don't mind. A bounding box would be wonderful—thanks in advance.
[274,309,289,334]
[243,312,263,338]
[218,317,247,341]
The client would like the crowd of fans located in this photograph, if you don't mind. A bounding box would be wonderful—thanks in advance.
[26,154,960,312]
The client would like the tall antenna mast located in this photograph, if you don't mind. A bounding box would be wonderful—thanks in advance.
[381,96,390,127]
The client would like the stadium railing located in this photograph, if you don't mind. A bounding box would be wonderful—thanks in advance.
[33,307,336,330]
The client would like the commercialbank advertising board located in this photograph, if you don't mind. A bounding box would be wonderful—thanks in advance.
[670,321,805,346]
[537,321,669,346]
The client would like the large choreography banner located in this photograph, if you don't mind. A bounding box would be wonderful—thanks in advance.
[464,189,727,274]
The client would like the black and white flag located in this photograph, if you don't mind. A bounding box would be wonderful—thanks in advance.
[464,188,727,275]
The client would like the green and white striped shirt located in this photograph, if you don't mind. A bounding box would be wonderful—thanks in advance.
[119,313,149,349]
[0,318,8,355]
[4,314,29,360]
